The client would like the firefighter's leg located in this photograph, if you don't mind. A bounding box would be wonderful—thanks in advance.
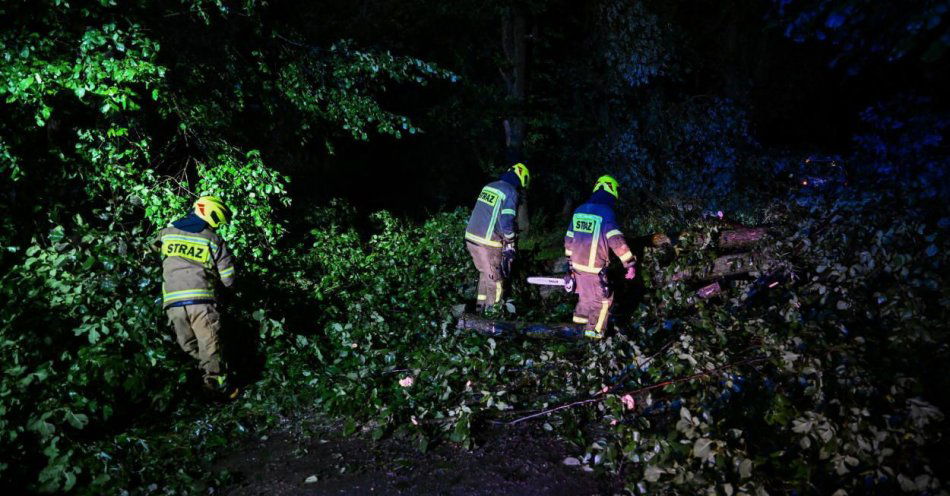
[187,303,223,379]
[571,274,595,329]
[588,294,614,339]
[574,274,612,339]
[167,306,200,360]
[486,246,505,305]
[467,242,503,312]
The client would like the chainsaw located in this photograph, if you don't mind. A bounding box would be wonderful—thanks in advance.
[527,274,575,293]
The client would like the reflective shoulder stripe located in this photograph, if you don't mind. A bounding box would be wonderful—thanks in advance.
[565,231,574,238]
[619,251,634,262]
[606,229,623,239]
[500,208,517,215]
[465,231,502,248]
[485,185,506,195]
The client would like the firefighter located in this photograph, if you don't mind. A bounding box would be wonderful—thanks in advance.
[154,196,238,397]
[564,175,636,339]
[465,163,530,312]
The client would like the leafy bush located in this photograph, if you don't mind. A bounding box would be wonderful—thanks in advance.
[851,96,949,198]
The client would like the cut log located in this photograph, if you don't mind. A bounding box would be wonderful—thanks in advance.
[718,228,767,250]
[671,252,772,283]
[651,233,672,248]
[696,281,722,299]
[709,252,762,278]
[522,323,585,340]
[456,314,516,337]
[456,313,585,340]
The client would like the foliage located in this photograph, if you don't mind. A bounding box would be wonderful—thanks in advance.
[850,96,949,199]
[0,1,454,492]
[1,0,948,494]
[607,97,763,213]
[599,0,672,90]
[277,40,457,142]
[775,0,950,71]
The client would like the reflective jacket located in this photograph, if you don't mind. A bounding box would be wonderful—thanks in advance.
[154,226,235,308]
[465,179,519,248]
[564,197,635,274]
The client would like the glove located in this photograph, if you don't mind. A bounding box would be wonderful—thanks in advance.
[563,273,576,294]
[624,265,636,280]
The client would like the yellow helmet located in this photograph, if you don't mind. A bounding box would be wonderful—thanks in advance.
[593,175,620,199]
[510,163,530,189]
[194,196,231,228]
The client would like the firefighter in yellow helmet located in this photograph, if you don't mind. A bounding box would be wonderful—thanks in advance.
[153,196,238,398]
[464,163,530,312]
[564,176,636,339]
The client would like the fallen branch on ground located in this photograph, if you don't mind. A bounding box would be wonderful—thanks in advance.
[505,356,769,425]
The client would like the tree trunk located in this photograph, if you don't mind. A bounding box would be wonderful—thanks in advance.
[456,313,584,340]
[718,228,767,250]
[502,6,528,234]
[672,252,772,282]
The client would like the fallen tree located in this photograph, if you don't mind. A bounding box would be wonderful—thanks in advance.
[456,313,585,340]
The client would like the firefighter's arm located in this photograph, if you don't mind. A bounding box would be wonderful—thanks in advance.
[564,225,575,257]
[214,239,236,288]
[604,218,636,268]
[498,191,519,244]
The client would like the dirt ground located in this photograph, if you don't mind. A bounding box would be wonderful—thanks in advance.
[218,420,619,495]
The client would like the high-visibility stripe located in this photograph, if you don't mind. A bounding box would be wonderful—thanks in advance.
[495,282,503,303]
[572,315,589,324]
[565,249,573,256]
[477,294,487,301]
[219,266,235,277]
[595,300,610,331]
[565,231,574,238]
[163,289,214,304]
[606,229,623,239]
[573,263,603,274]
[589,219,602,269]
[465,231,502,247]
[501,208,517,216]
[619,251,634,263]
[163,289,214,298]
[481,186,506,241]
[584,330,602,339]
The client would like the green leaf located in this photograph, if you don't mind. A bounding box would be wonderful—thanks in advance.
[66,411,89,430]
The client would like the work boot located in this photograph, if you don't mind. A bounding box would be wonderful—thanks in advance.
[203,374,241,400]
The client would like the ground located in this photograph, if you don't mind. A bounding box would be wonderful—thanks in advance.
[218,419,618,495]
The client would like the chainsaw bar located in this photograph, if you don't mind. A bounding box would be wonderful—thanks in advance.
[527,276,567,286]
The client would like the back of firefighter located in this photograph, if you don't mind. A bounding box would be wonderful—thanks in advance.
[564,176,636,339]
[465,163,530,312]
[153,196,238,397]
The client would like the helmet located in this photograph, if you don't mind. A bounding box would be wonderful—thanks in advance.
[194,196,231,228]
[510,163,530,189]
[593,175,620,198]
